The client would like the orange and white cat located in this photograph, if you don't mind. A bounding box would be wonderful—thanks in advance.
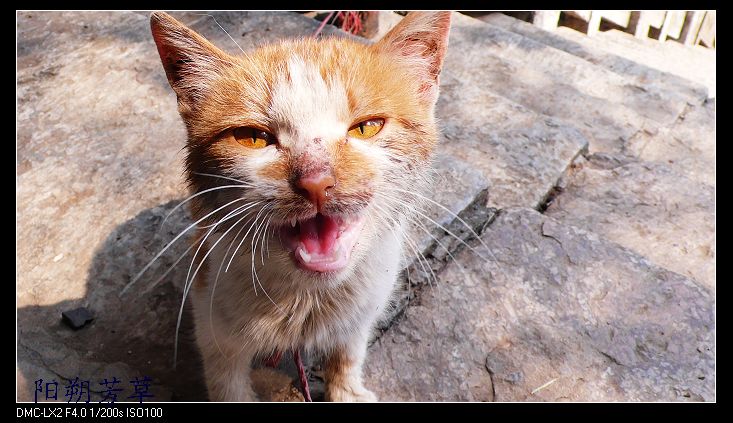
[150,11,451,401]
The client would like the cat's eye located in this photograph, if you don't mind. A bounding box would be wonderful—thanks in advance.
[231,127,277,149]
[347,118,385,139]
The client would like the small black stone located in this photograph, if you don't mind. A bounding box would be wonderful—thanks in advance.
[61,307,94,330]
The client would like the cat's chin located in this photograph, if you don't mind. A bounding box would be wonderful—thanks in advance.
[278,213,366,274]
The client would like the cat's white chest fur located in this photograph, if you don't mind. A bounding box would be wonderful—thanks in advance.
[190,217,404,401]
[191,217,404,351]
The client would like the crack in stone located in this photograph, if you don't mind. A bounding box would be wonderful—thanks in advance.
[537,185,564,212]
[484,362,497,402]
[371,189,497,343]
[19,339,109,395]
[540,221,576,265]
[19,339,79,388]
[598,350,624,367]
[536,139,587,213]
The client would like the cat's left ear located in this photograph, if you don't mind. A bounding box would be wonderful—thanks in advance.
[150,11,233,109]
[374,12,451,106]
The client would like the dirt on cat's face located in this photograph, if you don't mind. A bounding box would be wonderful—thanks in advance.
[151,12,449,282]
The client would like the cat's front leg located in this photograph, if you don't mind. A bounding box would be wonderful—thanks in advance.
[199,345,257,402]
[324,332,377,402]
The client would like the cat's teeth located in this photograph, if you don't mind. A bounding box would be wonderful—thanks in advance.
[298,248,311,263]
[290,218,297,228]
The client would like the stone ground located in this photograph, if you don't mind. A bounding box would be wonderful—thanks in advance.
[16,11,715,402]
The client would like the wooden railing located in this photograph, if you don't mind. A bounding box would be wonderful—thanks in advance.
[533,10,715,49]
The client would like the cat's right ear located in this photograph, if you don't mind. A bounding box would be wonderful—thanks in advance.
[150,12,232,108]
[374,12,451,106]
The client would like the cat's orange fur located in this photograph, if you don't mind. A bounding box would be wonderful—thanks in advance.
[151,11,451,402]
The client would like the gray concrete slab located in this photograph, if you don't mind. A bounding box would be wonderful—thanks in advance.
[545,153,715,293]
[364,208,714,401]
[592,29,716,98]
[479,13,709,105]
[625,98,715,187]
[446,13,693,154]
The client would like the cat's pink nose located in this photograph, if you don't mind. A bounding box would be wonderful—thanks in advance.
[295,173,336,211]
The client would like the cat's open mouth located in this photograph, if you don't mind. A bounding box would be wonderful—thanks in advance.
[279,213,366,273]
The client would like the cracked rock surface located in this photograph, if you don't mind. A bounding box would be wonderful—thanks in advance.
[546,153,715,292]
[364,208,714,401]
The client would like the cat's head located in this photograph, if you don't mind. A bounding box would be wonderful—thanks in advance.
[151,11,451,286]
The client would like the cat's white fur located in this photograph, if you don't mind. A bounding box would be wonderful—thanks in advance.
[270,57,351,142]
[189,54,404,397]
[191,217,404,401]
[150,11,451,402]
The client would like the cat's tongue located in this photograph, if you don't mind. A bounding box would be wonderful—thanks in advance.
[283,213,365,273]
[299,214,339,256]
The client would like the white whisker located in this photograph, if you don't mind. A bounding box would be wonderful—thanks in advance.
[377,191,490,263]
[403,212,473,284]
[182,201,260,304]
[372,203,438,288]
[121,197,248,296]
[193,13,246,56]
[260,214,274,266]
[192,172,253,186]
[158,184,251,231]
[250,209,285,314]
[142,232,207,295]
[249,210,268,294]
[209,214,253,359]
[390,188,497,263]
[225,205,267,275]
[174,202,259,366]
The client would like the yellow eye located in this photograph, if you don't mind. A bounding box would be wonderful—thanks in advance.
[347,118,384,139]
[230,127,276,149]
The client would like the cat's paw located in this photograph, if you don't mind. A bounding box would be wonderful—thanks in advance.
[325,382,378,402]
